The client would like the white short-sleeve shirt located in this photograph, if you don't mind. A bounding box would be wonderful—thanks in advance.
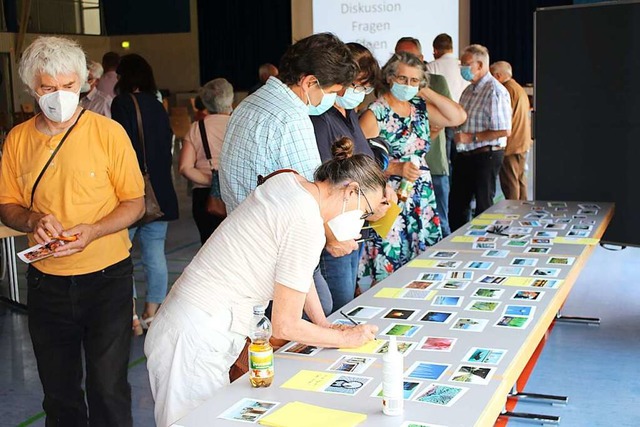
[171,172,325,335]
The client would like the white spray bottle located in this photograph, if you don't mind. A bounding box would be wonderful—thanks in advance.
[382,335,404,416]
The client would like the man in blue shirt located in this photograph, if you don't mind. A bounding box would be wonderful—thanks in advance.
[219,33,358,315]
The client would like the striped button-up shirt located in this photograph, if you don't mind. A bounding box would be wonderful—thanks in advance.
[220,77,321,212]
[457,72,512,152]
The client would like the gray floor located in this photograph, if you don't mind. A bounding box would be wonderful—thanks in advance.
[1,160,639,426]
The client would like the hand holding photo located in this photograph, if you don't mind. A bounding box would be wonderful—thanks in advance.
[17,235,78,264]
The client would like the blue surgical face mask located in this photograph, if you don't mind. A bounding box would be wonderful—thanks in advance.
[307,82,337,116]
[390,82,419,102]
[335,86,366,110]
[460,66,474,82]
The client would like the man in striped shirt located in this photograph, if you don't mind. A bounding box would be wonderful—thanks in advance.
[449,44,512,231]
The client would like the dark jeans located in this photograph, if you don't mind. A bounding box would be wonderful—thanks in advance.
[27,257,134,427]
[431,174,451,237]
[320,248,360,313]
[449,149,505,232]
[192,187,224,245]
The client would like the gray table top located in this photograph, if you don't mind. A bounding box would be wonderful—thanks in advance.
[175,200,613,427]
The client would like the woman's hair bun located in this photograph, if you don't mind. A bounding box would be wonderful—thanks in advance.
[331,137,354,161]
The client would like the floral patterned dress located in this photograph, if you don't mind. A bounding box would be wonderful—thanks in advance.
[359,96,442,283]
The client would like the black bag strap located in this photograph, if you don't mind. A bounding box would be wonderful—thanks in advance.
[129,93,149,174]
[257,169,299,186]
[30,108,86,209]
[198,119,214,171]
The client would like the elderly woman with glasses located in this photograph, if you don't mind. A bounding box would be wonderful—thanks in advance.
[359,51,466,282]
[310,42,393,311]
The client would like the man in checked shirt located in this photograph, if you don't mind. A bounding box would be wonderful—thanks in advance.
[449,44,512,231]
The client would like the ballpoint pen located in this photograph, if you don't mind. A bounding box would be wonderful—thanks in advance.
[339,310,359,326]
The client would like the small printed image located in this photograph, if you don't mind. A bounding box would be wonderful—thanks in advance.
[567,230,590,237]
[419,311,455,324]
[512,290,545,301]
[466,230,488,237]
[571,224,593,231]
[333,318,364,326]
[323,374,372,396]
[450,365,495,385]
[465,261,494,270]
[531,238,553,245]
[511,257,538,267]
[472,288,504,299]
[381,323,423,338]
[476,275,507,285]
[375,340,416,356]
[327,355,376,374]
[430,250,458,259]
[547,257,575,266]
[495,315,530,329]
[578,204,601,210]
[432,295,463,307]
[494,266,524,276]
[482,249,510,258]
[434,260,462,269]
[463,347,507,365]
[371,380,422,400]
[404,280,437,289]
[465,300,501,313]
[383,308,419,321]
[281,342,322,357]
[532,268,561,278]
[413,383,468,407]
[437,280,469,291]
[346,306,385,319]
[545,223,567,230]
[503,239,528,248]
[405,362,450,381]
[530,279,561,288]
[504,305,535,317]
[577,209,598,215]
[18,238,75,264]
[555,218,572,223]
[418,336,457,352]
[450,317,488,332]
[535,231,558,238]
[525,247,551,254]
[508,227,532,235]
[520,220,541,227]
[218,398,279,424]
[419,272,446,281]
[473,242,496,250]
[475,236,497,243]
[447,271,474,280]
[547,202,567,208]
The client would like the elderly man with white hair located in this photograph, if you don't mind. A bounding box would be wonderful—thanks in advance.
[80,60,113,117]
[0,36,144,426]
[449,44,512,231]
[179,78,234,244]
[490,60,532,201]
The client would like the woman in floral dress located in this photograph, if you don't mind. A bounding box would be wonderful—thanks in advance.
[359,51,467,282]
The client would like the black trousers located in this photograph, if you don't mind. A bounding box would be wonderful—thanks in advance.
[449,149,505,232]
[27,257,134,427]
[192,187,224,245]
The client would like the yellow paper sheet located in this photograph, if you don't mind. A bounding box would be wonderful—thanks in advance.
[470,219,495,226]
[406,259,438,268]
[504,277,534,287]
[369,201,402,239]
[477,213,508,220]
[280,370,335,392]
[374,287,405,298]
[339,339,384,353]
[451,236,476,243]
[259,401,367,427]
[553,237,599,245]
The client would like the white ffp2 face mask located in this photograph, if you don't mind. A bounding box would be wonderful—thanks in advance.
[38,90,80,123]
[327,190,365,241]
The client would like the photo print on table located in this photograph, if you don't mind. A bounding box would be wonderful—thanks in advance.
[512,290,545,301]
[495,315,530,329]
[383,308,419,321]
[547,201,567,208]
[578,203,601,210]
[375,340,416,356]
[432,295,463,307]
[544,223,567,230]
[531,238,553,246]
[218,398,280,424]
[434,260,463,269]
[532,268,561,278]
[371,380,422,400]
[400,421,447,427]
[577,209,598,215]
[567,230,591,237]
[530,279,561,288]
[323,374,373,396]
[494,266,525,276]
[465,261,494,270]
[548,256,575,266]
[465,230,488,237]
[381,323,423,338]
[509,227,532,235]
[418,272,446,281]
[503,305,535,317]
[413,383,468,407]
[503,239,528,248]
[482,249,510,258]
[345,305,385,319]
[447,270,474,280]
[430,250,458,259]
[571,224,593,231]
[511,257,538,267]
[404,280,437,290]
[333,318,365,326]
[476,275,507,285]
[450,317,488,332]
[475,236,497,243]
[463,347,507,365]
[535,230,558,238]
[404,361,450,381]
[465,300,501,313]
[472,287,505,299]
[280,342,323,357]
[520,220,541,227]
[327,355,376,374]
[418,336,457,352]
[419,310,455,324]
[450,365,495,385]
[473,242,497,250]
[525,246,551,254]
[437,280,470,291]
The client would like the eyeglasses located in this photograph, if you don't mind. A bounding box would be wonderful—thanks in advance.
[359,189,374,220]
[393,75,421,86]
[351,83,374,95]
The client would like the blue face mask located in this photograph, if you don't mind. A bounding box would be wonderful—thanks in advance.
[390,82,419,102]
[460,66,474,82]
[335,87,366,110]
[307,82,337,116]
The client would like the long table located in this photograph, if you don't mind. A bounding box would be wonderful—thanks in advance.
[0,223,25,304]
[176,200,613,427]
